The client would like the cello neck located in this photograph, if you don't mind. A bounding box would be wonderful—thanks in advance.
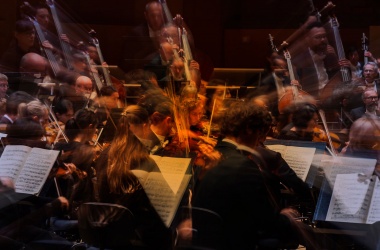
[362,33,369,65]
[89,30,112,86]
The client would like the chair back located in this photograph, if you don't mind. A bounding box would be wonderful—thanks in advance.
[177,206,224,250]
[77,202,138,249]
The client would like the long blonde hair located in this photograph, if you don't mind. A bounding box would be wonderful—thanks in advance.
[106,106,152,194]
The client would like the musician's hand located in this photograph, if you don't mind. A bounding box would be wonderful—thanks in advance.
[198,143,221,170]
[56,163,77,179]
[326,44,336,55]
[290,80,301,88]
[176,218,193,241]
[189,60,200,71]
[280,207,301,220]
[60,34,70,44]
[42,40,54,51]
[338,59,351,68]
[57,196,69,211]
[364,51,373,59]
[0,177,15,190]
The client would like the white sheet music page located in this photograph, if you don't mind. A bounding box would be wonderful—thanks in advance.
[150,155,191,194]
[366,177,380,224]
[15,148,59,194]
[326,173,374,223]
[0,145,31,181]
[266,145,316,181]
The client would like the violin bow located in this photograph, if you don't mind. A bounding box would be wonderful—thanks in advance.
[318,109,338,157]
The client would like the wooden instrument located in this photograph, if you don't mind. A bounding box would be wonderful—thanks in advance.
[21,1,62,76]
[278,47,315,114]
[76,41,104,93]
[362,33,369,65]
[88,30,112,86]
[46,0,73,70]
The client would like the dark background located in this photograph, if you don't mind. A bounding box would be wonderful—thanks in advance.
[1,0,379,70]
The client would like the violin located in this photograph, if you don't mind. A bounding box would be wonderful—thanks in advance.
[312,127,343,151]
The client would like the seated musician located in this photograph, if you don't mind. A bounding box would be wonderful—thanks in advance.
[94,106,171,249]
[193,101,317,249]
[278,102,319,141]
[342,117,380,176]
[0,91,34,125]
[349,89,380,122]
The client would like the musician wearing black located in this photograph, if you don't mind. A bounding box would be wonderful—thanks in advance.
[349,89,380,122]
[194,101,309,249]
[0,20,40,72]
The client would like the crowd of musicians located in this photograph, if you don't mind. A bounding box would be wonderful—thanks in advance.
[0,0,379,249]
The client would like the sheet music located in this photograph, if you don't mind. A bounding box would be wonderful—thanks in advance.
[132,169,191,227]
[15,148,59,194]
[150,155,191,193]
[366,177,380,224]
[0,145,31,181]
[324,156,376,186]
[266,145,316,181]
[326,173,373,223]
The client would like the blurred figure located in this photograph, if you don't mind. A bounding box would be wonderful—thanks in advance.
[0,20,39,71]
[0,91,34,125]
[346,46,363,79]
[0,74,9,117]
[95,105,171,249]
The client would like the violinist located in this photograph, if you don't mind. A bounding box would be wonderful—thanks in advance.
[51,109,98,214]
[278,102,319,141]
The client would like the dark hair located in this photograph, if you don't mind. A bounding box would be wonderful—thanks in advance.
[306,21,324,31]
[291,103,318,129]
[53,98,73,115]
[6,91,35,115]
[220,100,271,138]
[65,109,98,141]
[6,117,44,139]
[14,19,34,33]
[100,86,117,97]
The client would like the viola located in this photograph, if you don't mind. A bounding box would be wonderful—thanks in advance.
[312,127,343,151]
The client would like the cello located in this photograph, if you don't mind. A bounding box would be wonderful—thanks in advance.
[278,47,316,114]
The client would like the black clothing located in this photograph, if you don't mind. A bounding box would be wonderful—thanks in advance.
[194,140,295,249]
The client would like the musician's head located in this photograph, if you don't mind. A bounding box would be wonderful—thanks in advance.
[53,98,74,124]
[75,76,93,96]
[87,44,99,63]
[220,100,271,147]
[72,53,88,74]
[346,46,360,65]
[0,74,8,99]
[65,108,98,142]
[18,100,49,127]
[349,117,380,152]
[306,22,328,54]
[170,58,185,81]
[291,102,318,132]
[271,55,288,78]
[99,86,119,110]
[19,52,48,78]
[180,98,204,127]
[120,105,150,142]
[362,89,379,113]
[14,19,35,51]
[145,1,164,32]
[34,4,50,31]
[363,62,379,83]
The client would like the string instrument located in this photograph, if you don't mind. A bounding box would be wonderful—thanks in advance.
[277,1,335,52]
[88,30,126,102]
[76,41,104,94]
[362,33,369,65]
[46,0,73,70]
[159,0,173,24]
[320,14,352,101]
[21,2,62,76]
[278,48,315,114]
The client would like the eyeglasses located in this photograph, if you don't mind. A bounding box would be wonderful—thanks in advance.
[364,96,379,100]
